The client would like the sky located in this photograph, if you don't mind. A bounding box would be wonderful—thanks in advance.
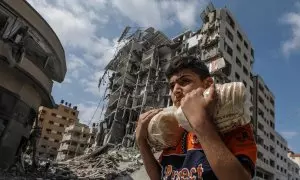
[28,0,300,152]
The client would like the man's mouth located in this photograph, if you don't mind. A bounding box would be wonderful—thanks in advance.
[174,97,183,107]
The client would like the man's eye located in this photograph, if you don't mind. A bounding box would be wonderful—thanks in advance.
[181,79,191,84]
[170,85,175,91]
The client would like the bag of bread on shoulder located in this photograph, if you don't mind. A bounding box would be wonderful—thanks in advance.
[147,82,251,150]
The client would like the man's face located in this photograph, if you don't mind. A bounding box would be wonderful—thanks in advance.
[169,69,210,108]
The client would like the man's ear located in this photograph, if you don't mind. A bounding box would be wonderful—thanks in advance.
[203,77,214,89]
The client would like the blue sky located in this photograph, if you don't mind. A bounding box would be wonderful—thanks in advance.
[28,0,300,152]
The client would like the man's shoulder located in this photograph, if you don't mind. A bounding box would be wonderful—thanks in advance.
[223,123,257,153]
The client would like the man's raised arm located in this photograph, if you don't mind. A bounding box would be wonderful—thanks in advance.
[136,109,162,180]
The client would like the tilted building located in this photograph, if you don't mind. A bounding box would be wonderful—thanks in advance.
[57,122,97,161]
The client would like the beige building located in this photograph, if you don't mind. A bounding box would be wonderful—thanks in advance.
[289,151,300,167]
[56,123,97,161]
[288,150,300,180]
[36,100,79,159]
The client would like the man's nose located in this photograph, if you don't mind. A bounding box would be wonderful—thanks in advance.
[173,83,182,96]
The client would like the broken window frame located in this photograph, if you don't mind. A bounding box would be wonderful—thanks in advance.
[0,7,15,37]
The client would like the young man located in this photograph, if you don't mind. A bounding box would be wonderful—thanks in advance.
[135,56,257,180]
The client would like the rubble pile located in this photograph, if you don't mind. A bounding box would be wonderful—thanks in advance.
[0,145,143,180]
[55,145,143,179]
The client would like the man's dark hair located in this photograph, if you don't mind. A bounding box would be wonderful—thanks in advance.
[165,55,210,80]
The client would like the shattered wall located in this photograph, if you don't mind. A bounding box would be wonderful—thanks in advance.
[96,28,174,147]
[0,0,66,169]
[56,122,97,161]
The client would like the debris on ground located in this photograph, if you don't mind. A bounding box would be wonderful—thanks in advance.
[0,144,144,180]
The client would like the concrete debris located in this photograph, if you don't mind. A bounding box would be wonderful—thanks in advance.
[56,145,143,179]
[0,145,143,180]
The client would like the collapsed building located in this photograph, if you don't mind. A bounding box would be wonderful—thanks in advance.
[57,122,98,161]
[96,3,255,149]
[96,27,174,147]
[0,0,66,169]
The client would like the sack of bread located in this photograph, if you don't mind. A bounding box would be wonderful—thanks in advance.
[147,106,185,150]
[147,82,251,149]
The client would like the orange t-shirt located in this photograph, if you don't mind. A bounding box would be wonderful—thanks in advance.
[159,124,257,179]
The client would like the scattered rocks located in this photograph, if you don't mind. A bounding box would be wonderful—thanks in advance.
[0,145,144,180]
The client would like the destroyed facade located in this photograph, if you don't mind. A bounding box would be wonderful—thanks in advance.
[97,27,174,147]
[0,0,66,168]
[36,101,79,160]
[57,122,97,161]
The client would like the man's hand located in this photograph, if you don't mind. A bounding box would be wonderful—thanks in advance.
[136,109,163,145]
[180,83,217,134]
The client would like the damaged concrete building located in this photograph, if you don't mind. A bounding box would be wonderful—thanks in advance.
[36,101,79,160]
[97,3,255,148]
[97,27,174,147]
[56,122,97,161]
[0,0,66,169]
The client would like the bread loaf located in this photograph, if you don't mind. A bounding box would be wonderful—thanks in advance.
[147,106,184,149]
